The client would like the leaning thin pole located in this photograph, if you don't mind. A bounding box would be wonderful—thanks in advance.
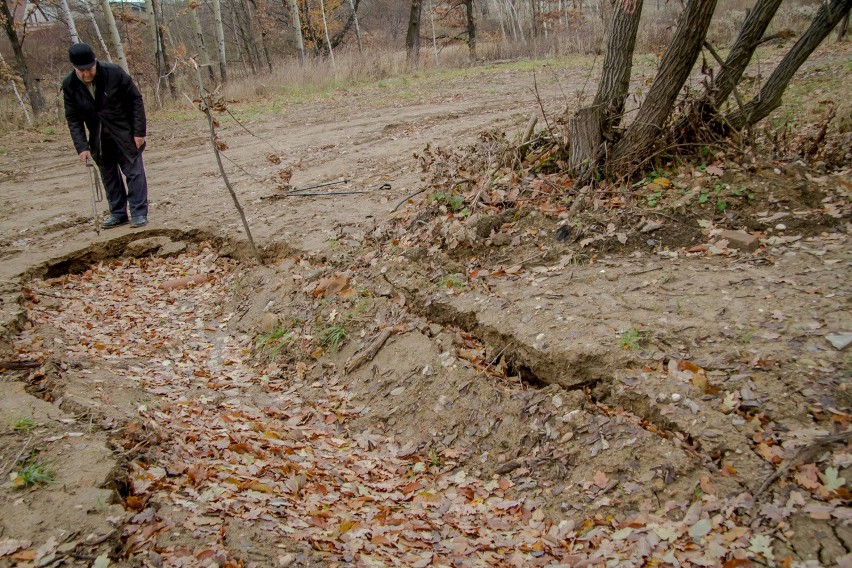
[191,59,262,264]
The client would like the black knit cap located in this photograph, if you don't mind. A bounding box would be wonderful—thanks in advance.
[69,43,96,70]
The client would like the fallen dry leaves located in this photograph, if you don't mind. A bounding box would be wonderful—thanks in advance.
[11,249,850,567]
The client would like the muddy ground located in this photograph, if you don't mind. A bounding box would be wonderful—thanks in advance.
[0,43,850,567]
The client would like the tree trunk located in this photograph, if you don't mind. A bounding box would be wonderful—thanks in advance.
[59,0,80,43]
[492,0,508,43]
[713,0,782,106]
[229,5,249,72]
[82,0,112,62]
[319,0,336,67]
[465,0,477,59]
[0,52,32,125]
[188,0,216,81]
[837,9,849,41]
[569,0,643,174]
[530,0,538,38]
[1,0,46,115]
[406,0,423,68]
[100,0,129,71]
[429,0,439,64]
[726,0,852,129]
[608,0,718,174]
[348,0,362,51]
[212,0,228,81]
[287,0,305,63]
[593,0,644,130]
[154,0,178,98]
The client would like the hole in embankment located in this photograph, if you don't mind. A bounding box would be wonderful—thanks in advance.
[502,356,549,389]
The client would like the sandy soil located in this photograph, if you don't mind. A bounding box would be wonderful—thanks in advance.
[1,47,850,567]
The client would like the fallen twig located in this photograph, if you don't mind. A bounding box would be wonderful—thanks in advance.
[1,434,32,480]
[345,328,394,374]
[0,360,41,370]
[755,430,852,497]
[392,188,428,213]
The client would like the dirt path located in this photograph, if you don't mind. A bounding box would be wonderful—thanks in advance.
[0,65,582,277]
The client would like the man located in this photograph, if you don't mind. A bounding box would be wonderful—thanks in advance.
[62,43,149,229]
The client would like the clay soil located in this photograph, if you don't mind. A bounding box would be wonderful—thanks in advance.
[0,43,850,567]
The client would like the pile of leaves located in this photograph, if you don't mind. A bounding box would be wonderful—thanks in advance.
[10,248,850,566]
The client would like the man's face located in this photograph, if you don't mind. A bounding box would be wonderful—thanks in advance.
[74,63,97,84]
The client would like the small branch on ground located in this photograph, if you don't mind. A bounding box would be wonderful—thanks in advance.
[755,430,852,498]
[0,360,41,370]
[345,328,394,374]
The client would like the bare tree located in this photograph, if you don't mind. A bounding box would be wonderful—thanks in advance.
[319,0,336,68]
[287,0,305,63]
[348,0,362,51]
[1,0,46,115]
[188,0,216,81]
[566,0,851,182]
[81,0,112,62]
[59,0,80,43]
[406,0,423,67]
[99,0,129,72]
[465,0,476,59]
[569,0,644,174]
[212,0,228,81]
[726,0,852,129]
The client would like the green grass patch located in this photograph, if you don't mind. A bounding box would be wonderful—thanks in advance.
[320,325,347,352]
[619,328,649,350]
[11,453,55,488]
[10,417,38,432]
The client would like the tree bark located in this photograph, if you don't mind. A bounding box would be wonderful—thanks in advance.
[82,0,112,62]
[212,0,228,81]
[348,0,362,51]
[1,0,46,115]
[287,0,305,63]
[836,9,849,41]
[726,0,852,129]
[593,0,644,130]
[155,0,177,98]
[568,0,643,174]
[59,0,80,43]
[100,0,129,72]
[608,0,718,173]
[319,0,336,67]
[188,0,216,81]
[712,0,782,105]
[465,0,477,59]
[406,0,423,68]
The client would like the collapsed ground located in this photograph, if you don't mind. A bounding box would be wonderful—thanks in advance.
[1,43,850,566]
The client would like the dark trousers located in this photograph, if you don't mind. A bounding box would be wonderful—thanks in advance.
[98,134,148,220]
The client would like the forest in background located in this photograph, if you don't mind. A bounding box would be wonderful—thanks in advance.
[0,0,833,127]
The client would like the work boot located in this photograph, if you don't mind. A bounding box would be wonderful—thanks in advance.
[130,216,148,228]
[102,215,128,229]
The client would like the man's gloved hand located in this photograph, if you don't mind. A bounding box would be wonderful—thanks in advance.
[79,150,92,165]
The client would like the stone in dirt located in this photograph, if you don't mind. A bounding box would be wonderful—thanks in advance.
[157,240,188,257]
[126,236,172,257]
[825,332,852,350]
[718,230,760,252]
[260,311,279,334]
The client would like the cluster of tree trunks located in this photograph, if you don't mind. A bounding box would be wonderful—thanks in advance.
[569,0,852,181]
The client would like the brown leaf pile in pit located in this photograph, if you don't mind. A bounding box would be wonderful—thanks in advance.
[12,249,849,567]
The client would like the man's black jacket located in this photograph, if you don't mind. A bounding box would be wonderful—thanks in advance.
[62,62,146,164]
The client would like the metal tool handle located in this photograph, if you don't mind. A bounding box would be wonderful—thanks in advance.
[87,159,104,234]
